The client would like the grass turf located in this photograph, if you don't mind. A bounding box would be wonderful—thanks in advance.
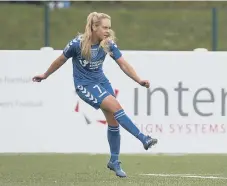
[0,154,226,186]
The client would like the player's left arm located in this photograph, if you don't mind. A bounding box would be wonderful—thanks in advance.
[109,41,150,88]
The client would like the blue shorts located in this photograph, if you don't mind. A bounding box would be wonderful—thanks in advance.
[75,81,115,110]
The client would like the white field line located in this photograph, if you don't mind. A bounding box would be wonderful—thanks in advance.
[140,173,227,180]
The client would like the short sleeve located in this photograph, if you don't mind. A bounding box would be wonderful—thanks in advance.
[109,41,122,61]
[63,38,78,59]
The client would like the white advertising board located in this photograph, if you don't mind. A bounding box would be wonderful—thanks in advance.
[0,50,227,153]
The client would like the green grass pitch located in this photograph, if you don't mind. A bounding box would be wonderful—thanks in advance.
[0,154,226,186]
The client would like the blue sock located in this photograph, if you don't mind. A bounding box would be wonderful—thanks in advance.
[108,125,120,163]
[114,109,146,144]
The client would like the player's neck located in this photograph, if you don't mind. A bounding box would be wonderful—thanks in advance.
[91,35,100,46]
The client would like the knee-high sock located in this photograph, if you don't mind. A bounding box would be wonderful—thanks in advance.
[114,109,146,143]
[107,125,120,162]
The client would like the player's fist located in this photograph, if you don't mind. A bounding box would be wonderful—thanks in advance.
[32,74,48,82]
[139,80,150,88]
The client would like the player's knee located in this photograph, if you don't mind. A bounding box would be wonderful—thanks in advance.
[112,102,122,113]
[105,101,122,114]
[101,95,122,113]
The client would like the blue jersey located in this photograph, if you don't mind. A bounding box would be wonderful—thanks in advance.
[63,35,122,86]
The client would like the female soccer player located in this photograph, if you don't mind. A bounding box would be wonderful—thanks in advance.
[33,12,157,178]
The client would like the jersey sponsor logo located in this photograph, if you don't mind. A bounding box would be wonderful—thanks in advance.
[79,59,89,67]
[79,59,104,70]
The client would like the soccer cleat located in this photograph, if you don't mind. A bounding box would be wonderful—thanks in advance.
[107,160,127,178]
[143,135,158,150]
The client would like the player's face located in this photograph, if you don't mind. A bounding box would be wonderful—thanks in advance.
[96,18,111,41]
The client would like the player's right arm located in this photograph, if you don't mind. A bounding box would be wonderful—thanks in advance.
[33,38,77,82]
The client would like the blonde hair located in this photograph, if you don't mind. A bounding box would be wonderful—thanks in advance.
[80,12,116,61]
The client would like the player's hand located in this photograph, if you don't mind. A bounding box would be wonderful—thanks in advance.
[139,80,150,88]
[32,74,48,82]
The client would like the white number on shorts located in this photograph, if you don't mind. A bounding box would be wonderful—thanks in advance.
[93,85,107,98]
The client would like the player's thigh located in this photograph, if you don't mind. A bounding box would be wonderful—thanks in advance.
[100,94,122,113]
[75,83,111,110]
[99,81,123,113]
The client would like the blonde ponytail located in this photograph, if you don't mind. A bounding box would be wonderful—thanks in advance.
[80,12,97,61]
